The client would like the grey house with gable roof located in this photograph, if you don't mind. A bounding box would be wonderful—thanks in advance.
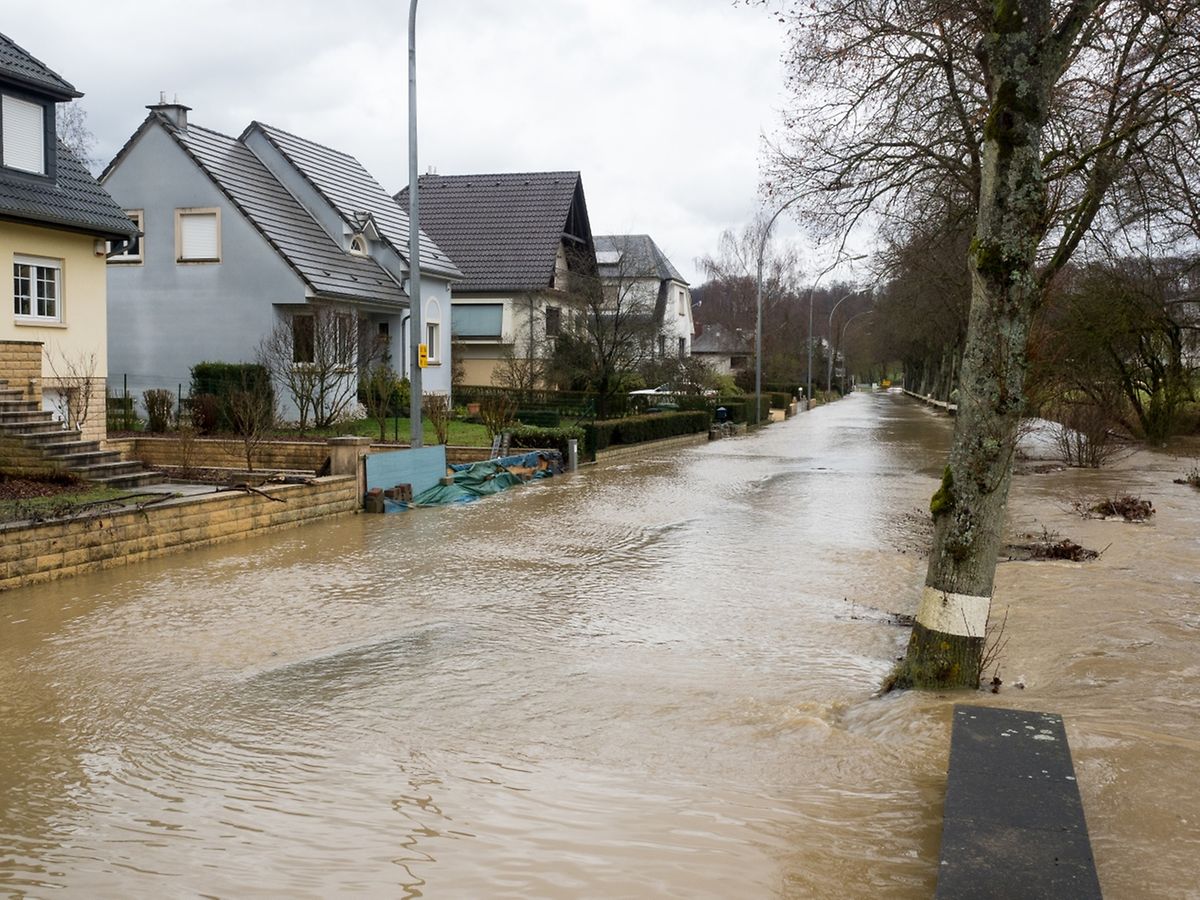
[594,234,692,360]
[100,101,461,418]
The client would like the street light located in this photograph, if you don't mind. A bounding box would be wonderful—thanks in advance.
[838,309,872,393]
[825,288,860,395]
[753,196,802,426]
[407,0,423,447]
[805,252,866,408]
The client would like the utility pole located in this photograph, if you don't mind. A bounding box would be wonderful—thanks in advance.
[407,0,423,448]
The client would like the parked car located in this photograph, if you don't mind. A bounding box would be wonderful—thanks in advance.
[628,383,717,398]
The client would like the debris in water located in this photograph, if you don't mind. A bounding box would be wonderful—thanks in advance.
[1003,526,1100,561]
[1075,494,1154,522]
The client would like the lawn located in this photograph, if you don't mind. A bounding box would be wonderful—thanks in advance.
[308,417,492,447]
[0,477,139,524]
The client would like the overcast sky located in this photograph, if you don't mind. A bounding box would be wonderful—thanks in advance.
[15,0,795,285]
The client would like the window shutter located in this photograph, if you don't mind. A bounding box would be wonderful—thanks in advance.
[2,95,45,174]
[180,212,218,259]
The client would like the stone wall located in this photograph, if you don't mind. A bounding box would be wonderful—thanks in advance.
[594,431,711,465]
[0,434,59,477]
[0,340,43,402]
[108,436,491,472]
[0,475,359,593]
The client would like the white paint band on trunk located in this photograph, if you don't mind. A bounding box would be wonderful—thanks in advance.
[916,586,991,638]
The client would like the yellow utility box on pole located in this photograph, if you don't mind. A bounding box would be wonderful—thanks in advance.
[418,343,429,368]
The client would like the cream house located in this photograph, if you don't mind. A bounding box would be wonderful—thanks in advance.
[0,32,139,444]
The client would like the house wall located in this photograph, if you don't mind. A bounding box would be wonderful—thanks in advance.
[103,123,306,409]
[450,288,579,387]
[662,280,693,357]
[1,222,110,442]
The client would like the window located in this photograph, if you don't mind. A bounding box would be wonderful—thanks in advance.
[658,334,666,358]
[545,305,561,337]
[2,94,45,174]
[425,322,441,363]
[678,336,686,358]
[451,303,503,340]
[175,208,220,262]
[108,210,143,263]
[13,256,61,321]
[292,315,315,364]
[677,289,687,316]
[425,299,442,363]
[349,234,368,255]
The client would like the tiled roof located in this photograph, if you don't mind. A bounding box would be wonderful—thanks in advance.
[248,122,462,281]
[0,32,80,99]
[0,139,138,238]
[396,171,585,293]
[171,121,408,305]
[692,323,752,355]
[594,234,687,285]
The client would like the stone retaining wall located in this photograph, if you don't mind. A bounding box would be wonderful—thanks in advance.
[0,340,42,402]
[109,436,492,472]
[0,475,359,593]
[594,431,711,464]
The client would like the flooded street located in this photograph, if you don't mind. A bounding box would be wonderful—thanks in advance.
[2,392,1198,898]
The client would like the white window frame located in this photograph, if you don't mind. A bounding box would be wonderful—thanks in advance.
[13,255,62,323]
[2,94,46,175]
[349,234,368,256]
[425,299,442,364]
[108,210,144,263]
[175,207,221,263]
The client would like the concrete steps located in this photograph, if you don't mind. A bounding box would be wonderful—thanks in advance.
[0,378,165,489]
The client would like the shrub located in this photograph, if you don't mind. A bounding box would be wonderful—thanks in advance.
[190,362,273,432]
[509,424,586,458]
[769,391,791,409]
[143,388,175,432]
[582,411,710,458]
[189,393,220,435]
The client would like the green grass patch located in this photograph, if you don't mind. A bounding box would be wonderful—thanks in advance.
[0,482,135,524]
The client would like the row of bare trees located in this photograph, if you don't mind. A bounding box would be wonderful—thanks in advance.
[755,0,1200,688]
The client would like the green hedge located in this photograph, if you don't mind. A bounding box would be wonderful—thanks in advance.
[583,410,710,458]
[769,391,792,409]
[189,362,273,433]
[714,395,771,423]
[508,424,586,459]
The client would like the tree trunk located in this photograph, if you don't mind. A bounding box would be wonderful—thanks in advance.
[895,0,1062,690]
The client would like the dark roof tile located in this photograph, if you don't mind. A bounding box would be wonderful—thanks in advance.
[396,171,587,293]
[0,32,80,99]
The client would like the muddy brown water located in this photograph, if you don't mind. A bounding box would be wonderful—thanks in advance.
[2,392,1197,898]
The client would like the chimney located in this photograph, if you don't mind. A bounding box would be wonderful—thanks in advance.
[147,91,191,131]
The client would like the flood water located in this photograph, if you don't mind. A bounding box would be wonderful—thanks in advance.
[2,392,1198,898]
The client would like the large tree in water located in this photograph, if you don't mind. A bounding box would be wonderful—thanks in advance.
[763,0,1200,688]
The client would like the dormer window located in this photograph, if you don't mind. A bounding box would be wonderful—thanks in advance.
[2,94,47,175]
[349,234,368,256]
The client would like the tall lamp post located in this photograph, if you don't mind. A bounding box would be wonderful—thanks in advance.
[805,253,865,408]
[838,309,872,393]
[826,288,862,395]
[407,0,424,447]
[754,196,801,426]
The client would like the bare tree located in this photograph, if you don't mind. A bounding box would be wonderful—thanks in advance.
[226,368,277,472]
[492,293,551,391]
[259,307,385,432]
[360,362,405,442]
[763,0,1200,689]
[56,101,98,172]
[423,393,452,445]
[44,346,99,434]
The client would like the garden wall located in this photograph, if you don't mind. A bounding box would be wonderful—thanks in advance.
[108,436,491,472]
[593,431,711,464]
[0,475,359,593]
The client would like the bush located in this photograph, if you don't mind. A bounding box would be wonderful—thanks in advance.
[768,392,792,409]
[508,424,586,458]
[582,410,710,458]
[715,395,771,424]
[189,393,220,435]
[517,408,561,428]
[190,362,273,432]
[143,388,175,432]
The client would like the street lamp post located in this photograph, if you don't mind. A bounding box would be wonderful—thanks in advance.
[754,196,801,426]
[838,309,872,393]
[407,0,424,447]
[825,289,859,395]
[805,253,865,409]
